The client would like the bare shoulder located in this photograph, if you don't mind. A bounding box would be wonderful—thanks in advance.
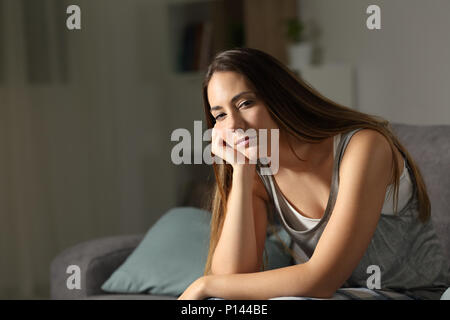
[340,128,401,183]
[349,128,390,150]
[344,128,393,160]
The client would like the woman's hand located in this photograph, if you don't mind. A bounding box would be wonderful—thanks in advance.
[211,127,258,168]
[178,276,209,300]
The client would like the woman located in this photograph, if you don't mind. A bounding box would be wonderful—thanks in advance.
[178,47,450,300]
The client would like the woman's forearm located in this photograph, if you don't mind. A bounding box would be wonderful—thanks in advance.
[211,165,259,274]
[204,263,332,300]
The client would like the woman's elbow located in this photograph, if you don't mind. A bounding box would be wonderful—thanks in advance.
[303,280,337,299]
[311,287,336,299]
[301,262,340,299]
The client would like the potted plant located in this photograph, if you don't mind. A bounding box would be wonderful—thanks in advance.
[285,18,312,70]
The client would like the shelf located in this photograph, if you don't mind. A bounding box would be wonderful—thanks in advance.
[167,0,244,74]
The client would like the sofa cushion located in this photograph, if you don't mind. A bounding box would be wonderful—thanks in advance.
[101,207,292,297]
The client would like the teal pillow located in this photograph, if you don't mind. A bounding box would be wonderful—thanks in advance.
[441,287,450,300]
[101,207,293,296]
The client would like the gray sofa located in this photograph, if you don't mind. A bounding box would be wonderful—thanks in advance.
[50,123,450,300]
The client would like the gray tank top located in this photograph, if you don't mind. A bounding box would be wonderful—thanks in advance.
[256,128,450,299]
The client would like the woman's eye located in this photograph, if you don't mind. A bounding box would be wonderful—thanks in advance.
[214,113,225,121]
[239,100,253,109]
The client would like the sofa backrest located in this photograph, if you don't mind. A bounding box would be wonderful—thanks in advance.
[391,123,450,261]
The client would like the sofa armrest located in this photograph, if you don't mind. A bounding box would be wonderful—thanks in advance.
[50,233,144,299]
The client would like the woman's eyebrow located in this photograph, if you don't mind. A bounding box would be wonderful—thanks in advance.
[210,91,253,112]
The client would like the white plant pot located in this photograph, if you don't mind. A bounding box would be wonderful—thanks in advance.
[288,42,313,70]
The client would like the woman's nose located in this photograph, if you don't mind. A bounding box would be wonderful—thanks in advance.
[225,111,245,132]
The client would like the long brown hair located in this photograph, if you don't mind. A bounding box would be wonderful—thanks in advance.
[201,47,431,276]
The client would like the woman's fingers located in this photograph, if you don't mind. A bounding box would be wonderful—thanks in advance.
[211,128,249,165]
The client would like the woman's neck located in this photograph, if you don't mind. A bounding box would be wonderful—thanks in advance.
[277,133,335,174]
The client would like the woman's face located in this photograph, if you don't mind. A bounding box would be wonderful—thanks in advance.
[207,71,280,161]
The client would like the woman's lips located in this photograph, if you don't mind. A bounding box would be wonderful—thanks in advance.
[235,135,256,147]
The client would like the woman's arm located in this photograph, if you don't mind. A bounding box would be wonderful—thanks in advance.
[211,165,268,274]
[180,129,394,299]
